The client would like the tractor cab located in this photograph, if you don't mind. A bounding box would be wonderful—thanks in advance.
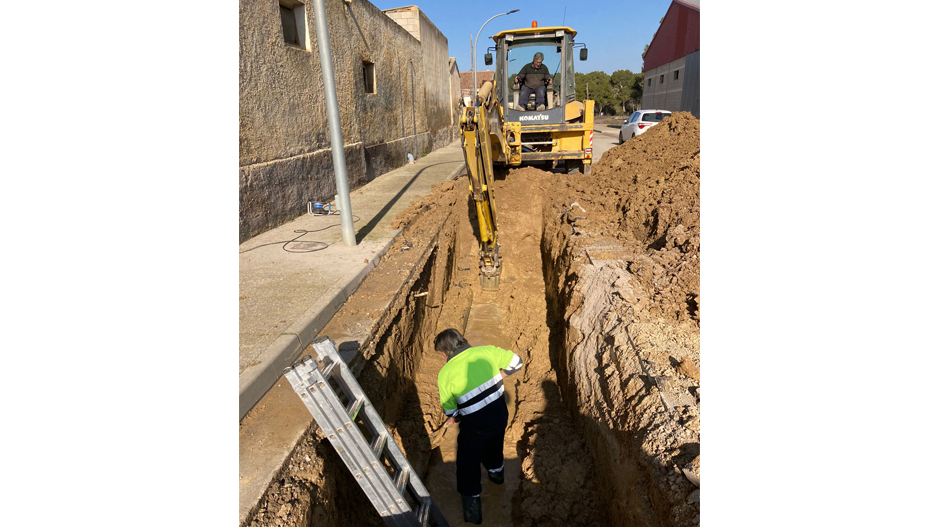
[485,25,587,124]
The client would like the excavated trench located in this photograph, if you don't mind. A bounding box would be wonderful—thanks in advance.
[246,113,701,527]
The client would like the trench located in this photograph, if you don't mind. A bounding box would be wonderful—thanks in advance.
[248,154,701,527]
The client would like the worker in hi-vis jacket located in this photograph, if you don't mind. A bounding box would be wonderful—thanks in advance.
[434,328,523,525]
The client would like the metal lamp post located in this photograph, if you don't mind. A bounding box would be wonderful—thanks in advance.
[311,0,356,246]
[472,9,519,101]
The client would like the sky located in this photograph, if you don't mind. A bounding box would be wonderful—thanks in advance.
[369,0,673,75]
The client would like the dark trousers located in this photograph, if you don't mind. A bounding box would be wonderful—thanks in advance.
[456,423,506,496]
[519,84,546,108]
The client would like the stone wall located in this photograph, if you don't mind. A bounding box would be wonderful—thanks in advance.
[448,58,461,130]
[239,0,456,242]
[417,10,457,150]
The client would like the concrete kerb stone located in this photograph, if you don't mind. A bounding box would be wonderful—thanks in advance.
[446,163,465,181]
[238,334,302,419]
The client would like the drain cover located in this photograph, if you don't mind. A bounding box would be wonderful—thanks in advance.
[289,241,326,251]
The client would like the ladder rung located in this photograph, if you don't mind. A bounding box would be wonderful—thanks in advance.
[416,499,431,525]
[346,397,364,420]
[394,468,410,495]
[371,433,387,458]
[319,359,337,378]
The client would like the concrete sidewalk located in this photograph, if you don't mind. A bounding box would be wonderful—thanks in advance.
[239,139,466,420]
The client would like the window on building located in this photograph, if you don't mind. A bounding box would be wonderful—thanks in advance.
[363,61,376,93]
[279,0,307,50]
[648,78,652,87]
[674,70,680,80]
[660,74,664,84]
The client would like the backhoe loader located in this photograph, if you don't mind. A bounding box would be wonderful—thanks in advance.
[460,23,593,291]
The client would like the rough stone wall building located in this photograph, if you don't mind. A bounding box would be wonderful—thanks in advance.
[383,5,461,151]
[641,0,700,118]
[239,0,460,242]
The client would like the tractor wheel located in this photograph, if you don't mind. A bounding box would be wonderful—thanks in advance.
[565,160,584,174]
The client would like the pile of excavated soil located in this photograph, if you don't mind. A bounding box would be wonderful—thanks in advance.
[557,112,700,323]
[539,111,701,526]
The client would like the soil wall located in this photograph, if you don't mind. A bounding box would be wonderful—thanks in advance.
[542,113,701,526]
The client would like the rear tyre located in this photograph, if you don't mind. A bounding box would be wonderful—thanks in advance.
[619,132,624,144]
[565,160,584,174]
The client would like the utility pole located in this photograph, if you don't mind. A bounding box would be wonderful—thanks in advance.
[311,0,356,246]
[473,9,519,100]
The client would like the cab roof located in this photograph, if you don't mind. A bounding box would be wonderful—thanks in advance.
[491,26,577,42]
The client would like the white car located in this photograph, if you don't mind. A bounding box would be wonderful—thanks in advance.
[620,110,672,143]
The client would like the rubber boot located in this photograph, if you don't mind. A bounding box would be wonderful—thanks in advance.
[461,494,483,524]
[487,467,504,485]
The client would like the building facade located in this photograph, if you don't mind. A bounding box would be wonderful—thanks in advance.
[459,70,494,102]
[641,0,700,118]
[239,0,461,242]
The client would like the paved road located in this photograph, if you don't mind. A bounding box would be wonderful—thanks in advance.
[593,122,625,162]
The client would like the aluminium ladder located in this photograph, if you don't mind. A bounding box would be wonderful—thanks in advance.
[282,336,449,527]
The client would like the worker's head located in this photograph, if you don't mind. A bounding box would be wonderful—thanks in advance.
[434,328,470,361]
[532,52,544,67]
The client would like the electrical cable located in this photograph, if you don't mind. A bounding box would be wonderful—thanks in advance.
[239,214,360,254]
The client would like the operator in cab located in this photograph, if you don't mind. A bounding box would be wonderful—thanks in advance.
[434,328,523,524]
[514,52,552,111]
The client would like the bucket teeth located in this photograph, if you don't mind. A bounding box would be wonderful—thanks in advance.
[480,267,500,291]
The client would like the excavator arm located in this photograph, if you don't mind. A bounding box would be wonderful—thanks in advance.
[460,81,515,291]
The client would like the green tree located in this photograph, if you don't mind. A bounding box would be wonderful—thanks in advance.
[610,69,637,115]
[630,73,644,111]
[575,71,613,115]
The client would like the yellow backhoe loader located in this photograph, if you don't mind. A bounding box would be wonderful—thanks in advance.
[460,23,593,291]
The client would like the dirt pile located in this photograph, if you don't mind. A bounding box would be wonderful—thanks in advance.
[561,111,700,323]
[540,111,701,526]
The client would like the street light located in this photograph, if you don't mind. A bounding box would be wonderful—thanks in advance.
[472,9,519,102]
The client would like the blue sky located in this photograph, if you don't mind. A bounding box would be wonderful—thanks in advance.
[368,0,674,75]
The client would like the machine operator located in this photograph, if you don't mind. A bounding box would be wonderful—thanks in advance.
[514,52,553,111]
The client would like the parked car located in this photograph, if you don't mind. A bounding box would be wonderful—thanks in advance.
[620,110,672,143]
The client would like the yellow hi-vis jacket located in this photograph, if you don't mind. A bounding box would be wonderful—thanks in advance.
[438,345,522,418]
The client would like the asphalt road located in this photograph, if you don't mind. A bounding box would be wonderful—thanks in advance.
[593,122,624,162]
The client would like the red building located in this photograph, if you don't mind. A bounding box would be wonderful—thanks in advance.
[642,0,700,118]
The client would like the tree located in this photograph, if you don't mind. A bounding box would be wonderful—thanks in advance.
[610,69,636,115]
[575,71,614,115]
[630,73,644,112]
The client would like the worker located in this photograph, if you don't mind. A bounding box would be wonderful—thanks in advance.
[514,52,553,111]
[434,328,523,524]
